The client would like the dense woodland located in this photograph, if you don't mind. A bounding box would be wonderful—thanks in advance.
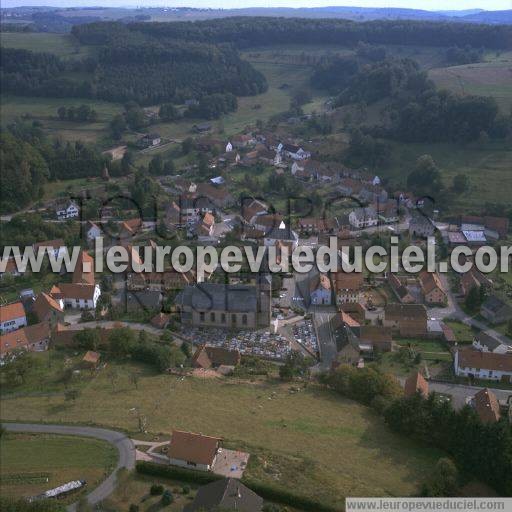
[0,123,109,213]
[311,53,510,143]
[0,23,267,105]
[128,17,512,49]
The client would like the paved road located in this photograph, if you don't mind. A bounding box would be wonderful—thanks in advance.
[313,309,339,370]
[2,423,135,511]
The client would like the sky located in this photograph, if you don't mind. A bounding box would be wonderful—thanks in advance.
[2,0,511,10]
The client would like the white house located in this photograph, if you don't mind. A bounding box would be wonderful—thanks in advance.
[54,283,101,310]
[85,221,102,243]
[454,348,512,382]
[0,302,27,334]
[349,207,378,229]
[225,141,233,153]
[55,201,79,220]
[278,143,311,161]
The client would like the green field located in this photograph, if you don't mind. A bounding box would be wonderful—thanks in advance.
[0,432,117,501]
[429,51,512,112]
[104,473,199,512]
[0,32,94,59]
[1,96,123,144]
[444,320,477,344]
[384,140,512,212]
[0,354,441,506]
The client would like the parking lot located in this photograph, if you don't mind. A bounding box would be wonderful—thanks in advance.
[181,327,292,360]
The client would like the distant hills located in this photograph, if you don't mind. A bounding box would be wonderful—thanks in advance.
[1,5,512,28]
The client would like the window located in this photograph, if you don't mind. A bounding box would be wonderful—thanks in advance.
[221,313,226,323]
[242,314,248,325]
[231,314,237,325]
[210,312,215,322]
[200,312,205,322]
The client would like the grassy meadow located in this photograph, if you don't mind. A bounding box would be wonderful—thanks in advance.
[429,51,512,113]
[384,140,512,212]
[0,432,117,502]
[0,353,441,506]
[0,32,95,59]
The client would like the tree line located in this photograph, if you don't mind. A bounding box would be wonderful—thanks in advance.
[129,17,512,50]
[0,122,109,213]
[321,364,512,496]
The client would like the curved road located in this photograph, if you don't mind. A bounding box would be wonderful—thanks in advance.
[2,423,135,511]
[430,273,511,345]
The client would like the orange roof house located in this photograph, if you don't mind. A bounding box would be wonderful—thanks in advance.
[472,388,501,424]
[404,371,429,398]
[82,350,101,367]
[33,292,64,325]
[419,271,446,305]
[72,250,95,285]
[192,344,241,369]
[0,322,50,359]
[168,430,222,470]
[0,302,27,333]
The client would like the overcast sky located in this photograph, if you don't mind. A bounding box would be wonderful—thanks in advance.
[2,0,511,10]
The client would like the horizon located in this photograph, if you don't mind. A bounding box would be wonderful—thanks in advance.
[1,2,511,13]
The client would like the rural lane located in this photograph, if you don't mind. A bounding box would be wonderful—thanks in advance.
[429,272,512,345]
[2,423,135,510]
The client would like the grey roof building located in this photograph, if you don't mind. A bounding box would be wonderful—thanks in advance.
[175,282,271,329]
[184,478,263,512]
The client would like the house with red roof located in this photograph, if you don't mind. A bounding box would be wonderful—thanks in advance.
[0,302,27,334]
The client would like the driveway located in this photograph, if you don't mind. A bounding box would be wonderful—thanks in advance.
[428,381,512,410]
[430,273,511,345]
[2,423,135,511]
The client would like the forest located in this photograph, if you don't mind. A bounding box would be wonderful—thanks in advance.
[0,23,267,105]
[0,122,109,213]
[311,53,510,143]
[128,16,512,50]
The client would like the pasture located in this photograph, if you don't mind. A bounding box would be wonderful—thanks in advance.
[0,32,94,59]
[429,51,512,112]
[0,432,117,502]
[384,140,512,213]
[0,355,441,507]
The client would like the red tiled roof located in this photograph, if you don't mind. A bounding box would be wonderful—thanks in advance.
[473,388,501,424]
[458,348,512,373]
[0,302,26,322]
[404,371,429,397]
[73,251,95,285]
[169,430,221,466]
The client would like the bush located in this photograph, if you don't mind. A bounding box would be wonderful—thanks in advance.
[182,485,190,495]
[240,478,341,512]
[136,461,221,485]
[370,395,390,415]
[128,505,139,512]
[136,462,341,511]
[150,484,164,495]
[161,490,173,506]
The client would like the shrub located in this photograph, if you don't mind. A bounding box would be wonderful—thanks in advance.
[240,478,341,512]
[150,484,164,495]
[128,505,139,512]
[182,485,190,495]
[136,461,221,485]
[161,490,173,506]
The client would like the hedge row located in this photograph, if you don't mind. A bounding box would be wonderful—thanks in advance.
[136,462,342,512]
[241,477,342,512]
[135,461,222,485]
